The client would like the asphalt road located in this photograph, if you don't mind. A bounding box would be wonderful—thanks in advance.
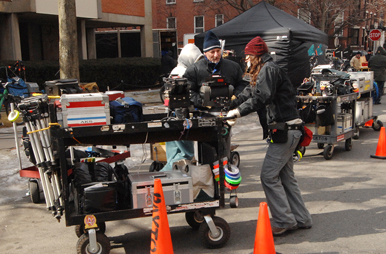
[1,90,386,254]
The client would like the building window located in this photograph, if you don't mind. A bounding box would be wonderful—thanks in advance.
[193,0,204,2]
[297,8,311,24]
[166,0,176,5]
[350,28,359,45]
[334,12,344,37]
[215,14,224,27]
[195,16,204,33]
[167,17,176,29]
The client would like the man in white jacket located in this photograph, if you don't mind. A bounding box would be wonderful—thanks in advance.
[160,44,204,171]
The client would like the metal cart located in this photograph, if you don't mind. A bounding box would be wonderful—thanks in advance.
[348,71,383,138]
[297,93,357,160]
[48,111,234,253]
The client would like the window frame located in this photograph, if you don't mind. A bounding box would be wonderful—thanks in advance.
[297,8,311,24]
[215,14,224,27]
[166,0,176,5]
[334,12,344,37]
[167,17,176,29]
[194,16,204,33]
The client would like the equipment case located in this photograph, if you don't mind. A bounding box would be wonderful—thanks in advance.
[129,171,193,209]
[58,93,110,127]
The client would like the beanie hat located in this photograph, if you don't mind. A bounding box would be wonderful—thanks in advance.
[244,36,268,56]
[203,31,221,52]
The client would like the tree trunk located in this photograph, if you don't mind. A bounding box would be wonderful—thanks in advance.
[58,0,79,80]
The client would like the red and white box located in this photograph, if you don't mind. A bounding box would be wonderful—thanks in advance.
[59,93,110,127]
[105,91,125,101]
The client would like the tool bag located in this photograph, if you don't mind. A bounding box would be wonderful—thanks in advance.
[7,77,29,98]
[109,97,143,124]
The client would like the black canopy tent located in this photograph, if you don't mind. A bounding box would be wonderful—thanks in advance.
[194,1,328,87]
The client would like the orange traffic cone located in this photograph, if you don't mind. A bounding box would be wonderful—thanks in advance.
[371,126,386,159]
[253,202,276,254]
[364,119,373,127]
[150,179,174,254]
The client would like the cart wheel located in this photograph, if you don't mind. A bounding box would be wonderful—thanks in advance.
[185,211,205,229]
[28,180,40,204]
[76,232,110,254]
[298,146,306,156]
[317,143,324,149]
[353,127,360,139]
[323,145,334,160]
[199,216,230,249]
[345,138,352,151]
[372,120,383,131]
[149,161,163,172]
[75,222,106,238]
[229,196,239,208]
[230,151,240,168]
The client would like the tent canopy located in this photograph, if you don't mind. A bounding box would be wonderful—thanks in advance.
[195,1,328,87]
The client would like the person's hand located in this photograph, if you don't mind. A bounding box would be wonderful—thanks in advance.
[226,109,241,126]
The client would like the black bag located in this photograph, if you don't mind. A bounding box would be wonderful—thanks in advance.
[268,122,288,143]
[316,104,335,126]
[93,162,114,182]
[113,164,131,209]
[74,162,92,187]
[299,102,317,124]
[82,182,118,213]
[110,97,143,124]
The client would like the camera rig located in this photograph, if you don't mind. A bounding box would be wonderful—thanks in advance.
[200,75,233,108]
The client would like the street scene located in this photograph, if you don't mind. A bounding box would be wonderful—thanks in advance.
[2,0,386,254]
[0,89,386,254]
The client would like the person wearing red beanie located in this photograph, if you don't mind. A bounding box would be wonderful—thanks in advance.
[227,36,313,236]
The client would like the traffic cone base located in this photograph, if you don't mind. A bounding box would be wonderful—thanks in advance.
[253,202,276,254]
[371,126,386,159]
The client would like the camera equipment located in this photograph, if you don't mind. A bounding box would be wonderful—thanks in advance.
[200,75,233,108]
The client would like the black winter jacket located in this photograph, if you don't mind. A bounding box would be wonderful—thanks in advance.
[184,57,247,107]
[231,53,299,124]
[368,46,386,82]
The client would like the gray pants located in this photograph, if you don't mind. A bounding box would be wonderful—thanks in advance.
[261,130,312,229]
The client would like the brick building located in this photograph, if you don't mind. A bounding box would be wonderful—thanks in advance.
[152,0,386,56]
[0,0,153,61]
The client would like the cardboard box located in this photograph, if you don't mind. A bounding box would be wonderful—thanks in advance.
[129,171,193,209]
[337,113,353,134]
[59,93,110,127]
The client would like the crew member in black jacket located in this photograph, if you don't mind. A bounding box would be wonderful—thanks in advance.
[184,31,247,108]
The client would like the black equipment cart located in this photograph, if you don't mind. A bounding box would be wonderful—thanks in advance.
[51,112,233,253]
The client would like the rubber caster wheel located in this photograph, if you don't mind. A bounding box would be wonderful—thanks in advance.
[76,232,110,254]
[323,145,334,160]
[28,179,40,204]
[199,216,230,249]
[230,151,240,168]
[345,138,352,151]
[372,120,383,131]
[317,143,324,149]
[149,161,163,172]
[75,222,106,238]
[229,196,239,208]
[353,127,360,139]
[185,211,205,229]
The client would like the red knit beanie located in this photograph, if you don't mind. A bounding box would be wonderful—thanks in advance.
[244,36,268,56]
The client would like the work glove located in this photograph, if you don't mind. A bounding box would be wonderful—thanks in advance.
[226,109,241,126]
